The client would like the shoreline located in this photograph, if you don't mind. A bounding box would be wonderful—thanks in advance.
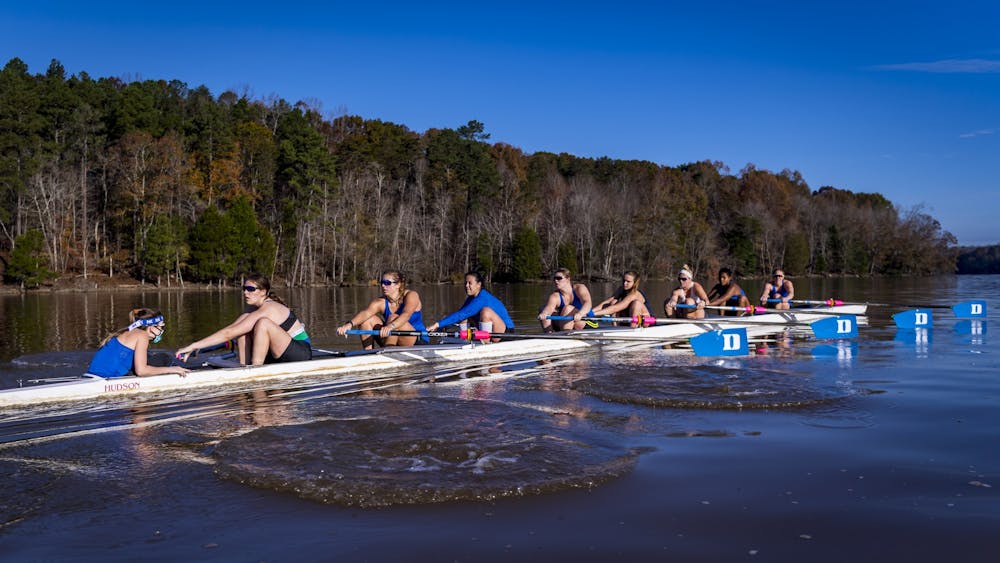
[0,271,944,295]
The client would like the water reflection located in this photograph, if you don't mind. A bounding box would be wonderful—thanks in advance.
[212,397,640,507]
[895,327,933,358]
[811,341,860,367]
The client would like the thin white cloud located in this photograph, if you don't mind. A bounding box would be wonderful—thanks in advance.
[872,58,1000,73]
[959,129,994,139]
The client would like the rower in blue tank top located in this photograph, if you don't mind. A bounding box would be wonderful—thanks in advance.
[538,267,594,332]
[337,270,427,349]
[707,267,752,316]
[760,268,794,310]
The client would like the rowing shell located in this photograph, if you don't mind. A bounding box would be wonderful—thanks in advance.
[571,304,867,344]
[0,305,866,409]
[0,337,596,409]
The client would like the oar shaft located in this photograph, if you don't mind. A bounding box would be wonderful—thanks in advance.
[345,329,463,338]
[548,315,658,326]
[549,314,825,327]
[677,303,767,314]
[767,298,845,306]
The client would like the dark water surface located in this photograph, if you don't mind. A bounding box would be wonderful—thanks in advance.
[0,276,997,561]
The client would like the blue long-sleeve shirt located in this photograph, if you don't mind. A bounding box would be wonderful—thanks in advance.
[436,289,515,329]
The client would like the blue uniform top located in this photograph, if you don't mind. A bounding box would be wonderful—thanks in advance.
[385,297,427,341]
[436,289,515,329]
[768,284,790,299]
[88,337,135,378]
[558,289,595,317]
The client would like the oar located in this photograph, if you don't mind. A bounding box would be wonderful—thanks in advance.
[349,327,689,342]
[676,303,769,314]
[892,300,986,329]
[547,314,857,333]
[689,328,749,356]
[191,340,234,356]
[766,298,845,306]
[676,303,853,316]
[892,309,933,329]
[173,340,235,364]
[781,298,985,317]
[345,328,474,339]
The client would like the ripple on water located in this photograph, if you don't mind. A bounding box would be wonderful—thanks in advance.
[212,397,640,507]
[569,361,854,410]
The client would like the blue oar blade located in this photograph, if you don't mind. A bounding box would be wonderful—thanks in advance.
[892,309,933,329]
[952,300,987,319]
[689,328,748,357]
[810,315,858,339]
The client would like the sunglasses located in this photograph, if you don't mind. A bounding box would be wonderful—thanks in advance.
[381,279,398,286]
[553,276,565,281]
[243,285,260,292]
[678,277,690,281]
[773,274,784,278]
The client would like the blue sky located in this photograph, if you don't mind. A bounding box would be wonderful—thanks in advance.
[3,1,998,245]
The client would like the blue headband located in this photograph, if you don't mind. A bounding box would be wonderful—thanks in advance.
[127,315,163,331]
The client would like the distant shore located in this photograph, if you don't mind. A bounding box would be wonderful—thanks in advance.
[0,270,909,295]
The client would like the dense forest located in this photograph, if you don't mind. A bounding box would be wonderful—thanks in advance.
[0,57,960,289]
[957,245,1000,274]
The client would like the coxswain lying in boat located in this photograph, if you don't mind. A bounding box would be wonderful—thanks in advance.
[89,308,190,378]
[176,273,311,365]
[425,271,514,342]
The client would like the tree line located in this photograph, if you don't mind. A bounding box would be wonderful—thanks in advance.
[0,57,959,289]
[956,245,1000,274]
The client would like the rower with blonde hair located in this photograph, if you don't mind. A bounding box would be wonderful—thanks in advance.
[663,264,709,319]
[591,270,651,326]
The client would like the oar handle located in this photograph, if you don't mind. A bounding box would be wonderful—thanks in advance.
[767,298,844,306]
[175,340,234,361]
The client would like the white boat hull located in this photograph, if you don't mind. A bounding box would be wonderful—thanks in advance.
[0,338,594,408]
[572,304,867,342]
[0,305,866,408]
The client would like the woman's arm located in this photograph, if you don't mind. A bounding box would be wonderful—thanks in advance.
[134,334,189,376]
[572,284,594,320]
[337,299,383,335]
[595,292,637,316]
[782,280,794,303]
[177,310,262,358]
[435,295,483,329]
[759,283,773,305]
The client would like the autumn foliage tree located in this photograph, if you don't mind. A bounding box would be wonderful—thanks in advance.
[0,57,960,287]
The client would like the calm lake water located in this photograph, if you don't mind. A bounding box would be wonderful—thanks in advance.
[0,275,997,561]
